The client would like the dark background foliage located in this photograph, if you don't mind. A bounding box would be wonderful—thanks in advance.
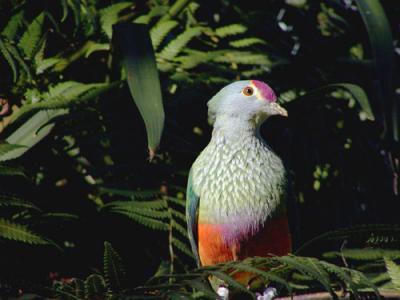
[0,0,399,298]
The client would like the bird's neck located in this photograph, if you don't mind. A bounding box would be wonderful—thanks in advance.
[212,115,260,141]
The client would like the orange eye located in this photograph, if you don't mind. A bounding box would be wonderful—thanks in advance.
[243,86,254,96]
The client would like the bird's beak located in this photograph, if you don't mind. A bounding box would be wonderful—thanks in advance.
[270,102,288,117]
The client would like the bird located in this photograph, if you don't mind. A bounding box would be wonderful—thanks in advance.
[186,80,291,299]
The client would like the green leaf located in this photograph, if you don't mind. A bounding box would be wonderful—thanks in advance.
[0,194,38,210]
[273,256,335,297]
[1,10,24,39]
[0,143,27,159]
[384,258,400,290]
[205,270,252,297]
[105,199,167,210]
[0,38,18,82]
[0,218,48,244]
[150,20,178,50]
[172,237,194,258]
[112,210,169,230]
[84,42,110,58]
[104,241,126,290]
[159,27,202,61]
[84,274,107,299]
[2,110,67,161]
[134,5,168,24]
[36,57,59,74]
[324,248,400,260]
[232,262,292,294]
[355,0,397,139]
[11,81,115,124]
[18,12,45,59]
[6,41,32,79]
[100,2,132,39]
[215,24,247,38]
[329,83,374,121]
[113,24,165,157]
[229,38,266,48]
[293,83,374,121]
[213,51,271,66]
[0,165,26,177]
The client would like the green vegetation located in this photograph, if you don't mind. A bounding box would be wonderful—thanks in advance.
[0,0,399,299]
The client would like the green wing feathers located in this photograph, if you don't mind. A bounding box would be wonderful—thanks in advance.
[186,169,200,266]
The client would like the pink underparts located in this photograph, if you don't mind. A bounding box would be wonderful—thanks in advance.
[251,80,277,102]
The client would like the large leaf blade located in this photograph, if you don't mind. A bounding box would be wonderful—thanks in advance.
[113,23,165,158]
[355,0,396,139]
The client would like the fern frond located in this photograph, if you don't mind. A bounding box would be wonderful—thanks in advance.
[233,261,292,293]
[317,260,360,298]
[134,5,168,24]
[176,50,224,69]
[166,196,186,207]
[183,278,216,299]
[213,51,271,66]
[229,37,266,48]
[215,24,247,38]
[18,12,45,59]
[150,20,179,50]
[36,57,59,75]
[41,213,78,219]
[84,274,107,299]
[111,210,169,230]
[171,220,187,237]
[99,2,132,39]
[205,270,252,296]
[104,241,125,290]
[242,67,268,77]
[105,199,167,210]
[296,224,400,254]
[159,27,202,61]
[1,10,24,39]
[384,258,400,290]
[6,41,32,79]
[0,194,38,210]
[53,281,82,300]
[0,38,18,81]
[0,164,25,177]
[273,256,335,297]
[100,187,160,200]
[110,207,169,219]
[347,269,381,298]
[170,209,186,222]
[324,248,400,261]
[66,0,82,27]
[172,237,193,257]
[0,218,48,244]
[11,81,116,123]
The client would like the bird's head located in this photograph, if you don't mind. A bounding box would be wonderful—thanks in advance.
[207,80,287,127]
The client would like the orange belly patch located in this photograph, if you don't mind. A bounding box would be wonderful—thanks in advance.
[198,216,291,267]
[198,223,235,266]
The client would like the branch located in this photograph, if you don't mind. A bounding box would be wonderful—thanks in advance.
[276,290,400,300]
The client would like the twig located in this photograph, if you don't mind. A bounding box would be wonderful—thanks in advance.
[275,290,400,300]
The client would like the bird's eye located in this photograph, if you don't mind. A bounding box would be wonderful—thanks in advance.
[242,86,254,96]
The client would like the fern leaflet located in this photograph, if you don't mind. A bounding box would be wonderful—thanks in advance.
[159,27,202,61]
[215,24,247,38]
[18,12,45,59]
[384,258,400,290]
[99,2,132,39]
[104,241,126,290]
[0,218,48,244]
[150,20,179,50]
